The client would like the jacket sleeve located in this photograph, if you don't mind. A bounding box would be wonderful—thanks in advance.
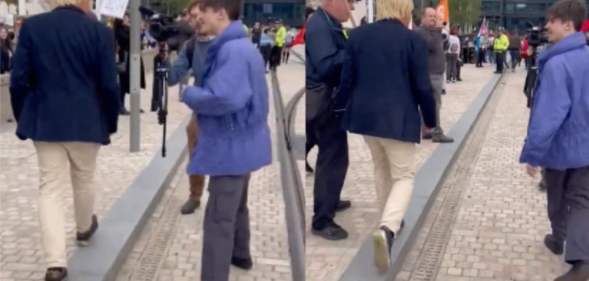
[520,60,571,166]
[181,45,253,116]
[334,38,356,112]
[9,22,32,122]
[98,27,121,134]
[410,34,437,128]
[306,20,345,86]
[168,43,191,86]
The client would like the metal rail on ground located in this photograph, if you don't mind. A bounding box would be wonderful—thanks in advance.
[270,48,306,281]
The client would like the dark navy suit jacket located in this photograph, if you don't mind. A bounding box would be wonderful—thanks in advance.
[337,19,437,143]
[10,6,120,145]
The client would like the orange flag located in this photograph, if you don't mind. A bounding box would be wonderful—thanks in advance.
[437,0,450,24]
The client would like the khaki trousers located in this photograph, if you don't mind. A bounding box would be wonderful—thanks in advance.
[186,114,205,202]
[34,141,100,268]
[363,136,416,234]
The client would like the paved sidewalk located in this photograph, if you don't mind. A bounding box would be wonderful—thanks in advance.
[398,69,569,281]
[114,51,305,281]
[305,64,496,281]
[0,74,192,281]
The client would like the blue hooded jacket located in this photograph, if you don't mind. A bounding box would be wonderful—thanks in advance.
[520,32,589,170]
[181,21,272,176]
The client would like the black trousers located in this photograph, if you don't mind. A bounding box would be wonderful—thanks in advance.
[309,112,349,230]
[476,49,485,67]
[270,46,283,69]
[495,52,505,73]
[545,166,589,264]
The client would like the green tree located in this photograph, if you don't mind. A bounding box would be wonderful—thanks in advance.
[449,0,481,30]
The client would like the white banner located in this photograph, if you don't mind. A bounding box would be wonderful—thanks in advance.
[99,0,129,19]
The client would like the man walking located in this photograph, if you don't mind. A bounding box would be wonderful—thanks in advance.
[166,0,215,215]
[182,0,272,280]
[508,31,522,72]
[9,0,120,280]
[493,29,509,73]
[306,0,353,240]
[415,7,454,143]
[520,1,589,280]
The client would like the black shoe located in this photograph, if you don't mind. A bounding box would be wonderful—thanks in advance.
[422,132,433,140]
[231,257,253,270]
[555,262,589,281]
[335,200,351,212]
[180,198,200,215]
[119,109,130,115]
[45,267,67,281]
[76,215,98,247]
[432,134,454,143]
[312,222,348,241]
[305,161,314,174]
[544,234,564,255]
[373,226,395,273]
[140,109,145,113]
[442,89,447,95]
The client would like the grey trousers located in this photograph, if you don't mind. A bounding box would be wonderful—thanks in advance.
[201,174,251,281]
[429,74,444,136]
[545,166,589,263]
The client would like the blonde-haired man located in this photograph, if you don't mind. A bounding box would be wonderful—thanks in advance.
[10,0,120,280]
[335,0,436,273]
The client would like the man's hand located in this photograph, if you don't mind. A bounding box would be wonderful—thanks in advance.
[526,164,539,178]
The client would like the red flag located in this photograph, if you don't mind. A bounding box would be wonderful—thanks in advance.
[292,26,305,46]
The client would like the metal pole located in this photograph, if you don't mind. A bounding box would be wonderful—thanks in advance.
[130,0,141,152]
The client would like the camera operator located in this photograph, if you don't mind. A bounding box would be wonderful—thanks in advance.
[165,0,215,215]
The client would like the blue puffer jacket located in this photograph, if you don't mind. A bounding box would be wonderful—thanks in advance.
[520,32,589,170]
[181,21,272,176]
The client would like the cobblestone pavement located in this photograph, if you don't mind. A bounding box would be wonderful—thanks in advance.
[305,64,497,281]
[398,69,569,281]
[0,71,193,281]
[114,48,305,281]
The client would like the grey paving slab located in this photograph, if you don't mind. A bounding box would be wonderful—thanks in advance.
[399,69,570,281]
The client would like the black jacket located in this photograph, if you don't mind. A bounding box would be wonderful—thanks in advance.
[337,19,437,143]
[305,8,347,121]
[10,6,120,144]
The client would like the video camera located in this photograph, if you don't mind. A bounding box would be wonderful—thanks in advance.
[139,6,194,52]
[527,26,547,48]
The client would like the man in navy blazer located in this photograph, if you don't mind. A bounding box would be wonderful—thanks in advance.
[9,0,119,280]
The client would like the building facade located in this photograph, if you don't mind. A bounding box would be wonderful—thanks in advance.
[481,0,589,32]
[243,0,305,27]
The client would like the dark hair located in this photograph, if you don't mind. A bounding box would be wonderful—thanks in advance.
[198,0,242,21]
[547,0,587,31]
[187,0,200,13]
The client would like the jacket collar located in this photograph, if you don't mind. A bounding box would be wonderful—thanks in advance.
[538,32,587,68]
[318,7,343,29]
[54,5,86,15]
[200,21,247,83]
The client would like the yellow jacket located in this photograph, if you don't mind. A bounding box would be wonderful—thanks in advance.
[275,26,287,47]
[494,34,509,52]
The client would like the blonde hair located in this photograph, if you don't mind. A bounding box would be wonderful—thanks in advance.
[375,0,413,22]
[44,0,87,9]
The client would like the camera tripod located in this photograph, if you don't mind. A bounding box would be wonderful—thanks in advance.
[155,66,170,157]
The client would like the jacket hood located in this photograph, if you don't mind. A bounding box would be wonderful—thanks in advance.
[538,32,587,68]
[200,21,247,82]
